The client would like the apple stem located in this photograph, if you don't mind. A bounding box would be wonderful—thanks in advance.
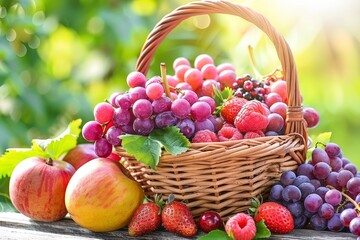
[160,62,171,98]
[45,158,53,166]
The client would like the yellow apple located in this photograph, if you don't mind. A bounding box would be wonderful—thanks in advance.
[65,158,144,232]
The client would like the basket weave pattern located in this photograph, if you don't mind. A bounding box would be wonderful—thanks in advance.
[116,0,308,219]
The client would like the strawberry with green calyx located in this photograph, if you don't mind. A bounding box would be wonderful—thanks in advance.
[128,195,165,237]
[249,197,294,234]
[161,194,197,237]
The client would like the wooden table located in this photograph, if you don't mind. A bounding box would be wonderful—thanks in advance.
[0,212,357,239]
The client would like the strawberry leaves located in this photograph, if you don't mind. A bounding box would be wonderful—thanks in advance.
[119,126,191,169]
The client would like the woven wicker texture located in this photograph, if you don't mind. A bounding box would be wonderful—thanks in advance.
[116,0,308,219]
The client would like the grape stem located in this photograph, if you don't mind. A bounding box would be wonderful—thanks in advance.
[327,185,360,213]
[160,63,171,98]
[247,45,262,80]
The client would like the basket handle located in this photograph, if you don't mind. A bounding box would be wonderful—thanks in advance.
[135,0,308,144]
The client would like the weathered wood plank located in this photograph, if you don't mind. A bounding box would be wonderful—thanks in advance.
[0,212,357,240]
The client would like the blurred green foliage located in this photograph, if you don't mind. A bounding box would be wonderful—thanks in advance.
[0,0,359,168]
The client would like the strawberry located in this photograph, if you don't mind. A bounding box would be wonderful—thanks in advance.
[128,195,164,236]
[251,199,294,234]
[220,97,248,124]
[161,194,197,237]
[225,213,256,240]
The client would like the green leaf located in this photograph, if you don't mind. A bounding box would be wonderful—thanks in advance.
[0,148,47,178]
[316,132,332,146]
[306,132,332,160]
[213,86,233,107]
[254,220,271,239]
[197,230,232,240]
[0,176,17,212]
[119,134,161,169]
[149,127,191,155]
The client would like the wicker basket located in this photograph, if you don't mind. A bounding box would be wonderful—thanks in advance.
[116,0,308,219]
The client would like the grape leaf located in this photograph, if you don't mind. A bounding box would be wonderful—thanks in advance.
[306,132,332,160]
[255,220,271,239]
[149,127,191,155]
[119,135,162,169]
[197,229,232,240]
[0,177,17,212]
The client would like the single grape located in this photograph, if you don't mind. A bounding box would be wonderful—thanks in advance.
[325,142,341,158]
[175,65,191,82]
[194,54,214,71]
[327,213,344,232]
[198,96,216,113]
[115,93,131,109]
[318,203,335,220]
[342,157,351,167]
[184,68,203,90]
[176,118,195,139]
[269,184,284,201]
[94,137,112,158]
[178,90,199,105]
[304,193,323,213]
[330,157,343,172]
[298,182,315,201]
[155,111,178,128]
[311,148,330,165]
[152,96,172,114]
[145,76,162,87]
[340,208,358,227]
[82,121,103,142]
[294,215,308,229]
[194,119,215,132]
[200,79,220,97]
[313,162,331,180]
[113,108,131,127]
[286,201,304,218]
[270,80,287,103]
[146,82,164,100]
[309,214,327,230]
[105,126,123,146]
[282,184,302,203]
[303,107,320,128]
[315,187,329,201]
[201,64,218,80]
[216,63,235,74]
[325,189,342,206]
[349,217,360,236]
[325,172,340,190]
[127,71,146,88]
[344,163,358,176]
[129,86,147,103]
[173,57,190,70]
[280,170,296,186]
[218,69,236,89]
[269,102,287,119]
[171,99,191,119]
[132,99,153,119]
[266,113,284,133]
[296,163,315,179]
[293,175,311,187]
[133,118,154,136]
[191,102,212,121]
[120,123,135,134]
[310,179,321,190]
[347,177,360,195]
[109,92,121,107]
[93,102,114,124]
[337,169,354,188]
[264,92,282,108]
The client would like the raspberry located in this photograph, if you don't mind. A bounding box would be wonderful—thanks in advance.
[244,130,265,139]
[217,126,243,141]
[220,97,248,124]
[192,130,218,143]
[234,100,269,133]
[225,213,256,240]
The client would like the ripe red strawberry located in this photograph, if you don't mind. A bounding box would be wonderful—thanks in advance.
[253,201,294,234]
[225,213,256,240]
[161,194,197,237]
[128,195,164,236]
[220,97,248,124]
[234,100,269,133]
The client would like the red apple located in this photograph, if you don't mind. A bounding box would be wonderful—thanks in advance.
[9,157,75,222]
[65,158,144,232]
[63,143,98,170]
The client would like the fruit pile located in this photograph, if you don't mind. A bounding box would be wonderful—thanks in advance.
[81,53,320,159]
[269,141,360,238]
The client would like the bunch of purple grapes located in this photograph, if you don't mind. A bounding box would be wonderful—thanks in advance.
[81,66,222,158]
[269,142,360,237]
[233,74,269,102]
